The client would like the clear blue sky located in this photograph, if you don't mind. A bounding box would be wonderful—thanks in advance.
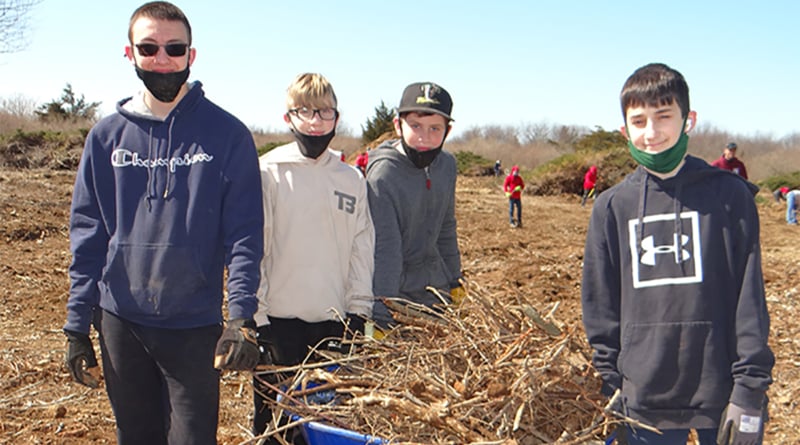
[1,1,797,140]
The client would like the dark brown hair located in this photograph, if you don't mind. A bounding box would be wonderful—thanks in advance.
[620,63,690,119]
[128,1,192,45]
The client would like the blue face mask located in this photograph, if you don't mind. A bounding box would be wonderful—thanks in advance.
[626,120,689,174]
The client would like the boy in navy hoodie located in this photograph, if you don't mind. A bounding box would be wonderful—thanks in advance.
[63,2,263,443]
[581,63,773,445]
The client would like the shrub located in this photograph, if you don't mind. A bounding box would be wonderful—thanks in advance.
[454,151,492,176]
[0,129,84,169]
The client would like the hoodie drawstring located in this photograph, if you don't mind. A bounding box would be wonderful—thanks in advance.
[636,175,648,258]
[674,181,685,271]
[145,115,177,208]
[636,172,687,267]
[163,116,176,199]
[146,126,155,211]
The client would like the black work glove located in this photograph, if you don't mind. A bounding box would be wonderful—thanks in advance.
[717,402,764,445]
[255,325,277,367]
[345,313,366,336]
[214,318,260,371]
[64,330,100,388]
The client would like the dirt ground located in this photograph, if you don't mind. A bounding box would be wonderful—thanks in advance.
[1,170,797,444]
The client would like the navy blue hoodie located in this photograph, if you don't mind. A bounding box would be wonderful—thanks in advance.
[65,83,264,333]
[581,155,773,429]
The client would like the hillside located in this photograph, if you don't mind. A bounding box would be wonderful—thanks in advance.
[0,170,797,444]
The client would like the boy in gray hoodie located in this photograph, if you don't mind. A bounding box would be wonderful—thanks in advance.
[581,63,773,445]
[365,82,463,328]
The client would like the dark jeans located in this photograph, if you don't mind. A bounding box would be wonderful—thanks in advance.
[97,309,222,445]
[252,317,346,437]
[581,187,595,206]
[624,427,717,444]
[508,198,521,224]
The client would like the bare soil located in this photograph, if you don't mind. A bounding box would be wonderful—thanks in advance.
[1,170,797,444]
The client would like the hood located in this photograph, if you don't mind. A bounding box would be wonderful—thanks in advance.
[113,82,206,207]
[367,139,446,189]
[369,139,415,169]
[628,155,758,263]
[267,142,340,165]
[628,155,757,196]
[116,81,204,123]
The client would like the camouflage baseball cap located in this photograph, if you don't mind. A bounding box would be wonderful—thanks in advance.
[397,82,453,121]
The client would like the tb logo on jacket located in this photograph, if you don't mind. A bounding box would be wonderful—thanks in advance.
[334,190,356,214]
[628,211,703,288]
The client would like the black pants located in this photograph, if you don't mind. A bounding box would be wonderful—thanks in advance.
[581,187,595,206]
[97,310,222,445]
[252,317,346,437]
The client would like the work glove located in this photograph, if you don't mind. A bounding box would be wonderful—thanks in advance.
[214,318,260,371]
[255,329,278,370]
[513,185,522,192]
[717,402,764,445]
[64,330,100,389]
[450,286,467,305]
[364,320,386,340]
[345,313,366,336]
[505,192,511,198]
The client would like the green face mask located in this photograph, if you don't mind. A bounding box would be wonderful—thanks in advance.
[626,122,689,174]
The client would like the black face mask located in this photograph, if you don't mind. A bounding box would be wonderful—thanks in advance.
[292,128,336,159]
[398,124,449,169]
[135,66,190,103]
[401,140,442,169]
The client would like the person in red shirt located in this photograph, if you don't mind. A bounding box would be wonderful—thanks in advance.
[355,150,368,176]
[503,165,525,227]
[710,142,748,179]
[581,165,598,207]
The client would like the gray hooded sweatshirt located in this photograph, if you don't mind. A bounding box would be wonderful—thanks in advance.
[365,140,461,326]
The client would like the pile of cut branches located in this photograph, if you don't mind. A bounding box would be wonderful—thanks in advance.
[252,283,615,445]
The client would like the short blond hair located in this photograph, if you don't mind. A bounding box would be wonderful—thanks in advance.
[286,73,338,110]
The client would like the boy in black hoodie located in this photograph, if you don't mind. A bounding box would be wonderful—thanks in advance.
[581,63,773,445]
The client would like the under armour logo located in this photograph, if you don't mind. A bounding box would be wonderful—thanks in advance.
[334,190,356,214]
[640,233,690,266]
[628,211,703,288]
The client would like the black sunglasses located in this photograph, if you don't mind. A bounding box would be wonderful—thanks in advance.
[135,43,189,57]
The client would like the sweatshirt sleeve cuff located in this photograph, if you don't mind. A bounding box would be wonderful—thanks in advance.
[730,384,766,411]
[347,295,374,318]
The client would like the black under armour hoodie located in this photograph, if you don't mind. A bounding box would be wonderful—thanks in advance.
[581,155,773,429]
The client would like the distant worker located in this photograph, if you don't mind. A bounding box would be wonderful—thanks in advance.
[711,142,748,179]
[355,150,369,176]
[503,165,524,227]
[774,187,798,225]
[581,165,598,207]
[773,186,789,204]
[494,159,502,177]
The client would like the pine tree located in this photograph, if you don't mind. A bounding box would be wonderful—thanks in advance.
[35,83,101,123]
[361,100,394,144]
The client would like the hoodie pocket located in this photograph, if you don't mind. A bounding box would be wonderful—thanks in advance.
[102,243,208,318]
[618,321,730,410]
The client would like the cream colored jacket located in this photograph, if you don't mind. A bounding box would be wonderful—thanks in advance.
[255,143,375,326]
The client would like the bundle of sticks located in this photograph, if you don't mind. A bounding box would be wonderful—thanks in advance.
[253,283,618,445]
